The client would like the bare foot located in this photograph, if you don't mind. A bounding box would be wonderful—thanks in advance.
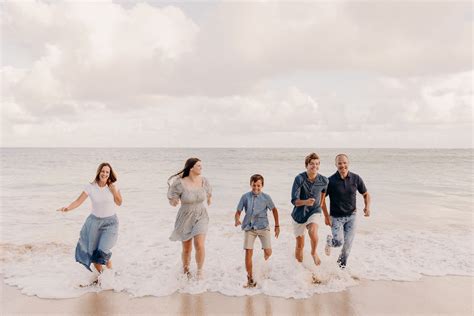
[79,278,98,288]
[183,266,192,279]
[312,274,322,284]
[324,244,331,256]
[312,253,321,266]
[325,235,331,256]
[244,276,257,288]
[196,269,204,280]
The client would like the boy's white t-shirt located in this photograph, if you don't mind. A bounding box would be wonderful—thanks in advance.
[83,182,119,218]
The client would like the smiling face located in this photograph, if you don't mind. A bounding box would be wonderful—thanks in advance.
[335,154,349,176]
[306,158,320,175]
[99,165,111,183]
[190,161,202,176]
[251,179,263,195]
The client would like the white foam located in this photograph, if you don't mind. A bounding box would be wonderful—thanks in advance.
[1,227,472,299]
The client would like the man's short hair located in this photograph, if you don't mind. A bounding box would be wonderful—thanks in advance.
[250,174,264,186]
[335,153,349,162]
[305,153,320,166]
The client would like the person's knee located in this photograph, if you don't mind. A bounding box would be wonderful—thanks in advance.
[182,244,192,255]
[194,241,205,252]
[295,236,304,248]
[308,224,318,236]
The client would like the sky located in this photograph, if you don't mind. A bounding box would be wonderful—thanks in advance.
[1,0,473,148]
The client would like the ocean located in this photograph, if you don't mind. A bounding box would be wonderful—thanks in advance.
[0,148,472,299]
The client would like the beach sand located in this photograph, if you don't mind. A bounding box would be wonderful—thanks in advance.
[1,276,472,315]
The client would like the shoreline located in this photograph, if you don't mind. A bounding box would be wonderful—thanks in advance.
[1,275,472,315]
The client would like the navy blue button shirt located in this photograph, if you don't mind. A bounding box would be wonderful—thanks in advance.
[326,171,367,217]
[237,191,275,231]
[291,172,328,223]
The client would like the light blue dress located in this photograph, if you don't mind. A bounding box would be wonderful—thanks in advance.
[168,177,212,241]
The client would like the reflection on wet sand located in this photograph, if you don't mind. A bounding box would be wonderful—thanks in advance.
[2,276,472,315]
[179,293,204,316]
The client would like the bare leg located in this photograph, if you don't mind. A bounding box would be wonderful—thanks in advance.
[263,248,272,260]
[308,223,321,266]
[93,263,103,273]
[244,249,257,288]
[182,239,192,275]
[193,234,206,276]
[295,236,304,262]
[245,249,254,279]
[106,260,113,269]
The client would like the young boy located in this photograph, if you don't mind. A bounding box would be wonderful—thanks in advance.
[291,153,329,268]
[234,174,280,288]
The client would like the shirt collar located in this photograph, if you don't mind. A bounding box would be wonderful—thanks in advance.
[336,171,351,180]
[304,172,318,182]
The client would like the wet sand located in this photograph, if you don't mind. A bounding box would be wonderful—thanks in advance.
[1,276,472,315]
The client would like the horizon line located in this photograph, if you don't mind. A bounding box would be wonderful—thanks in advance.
[1,147,472,150]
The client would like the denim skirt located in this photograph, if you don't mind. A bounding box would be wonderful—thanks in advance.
[75,214,119,271]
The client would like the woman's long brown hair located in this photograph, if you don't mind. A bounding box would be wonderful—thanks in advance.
[167,157,200,186]
[93,162,117,185]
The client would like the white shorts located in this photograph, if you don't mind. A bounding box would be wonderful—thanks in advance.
[292,213,321,237]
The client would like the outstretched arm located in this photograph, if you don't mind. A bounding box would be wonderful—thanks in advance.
[362,192,371,216]
[58,192,88,212]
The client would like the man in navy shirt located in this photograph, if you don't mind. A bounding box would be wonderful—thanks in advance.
[323,154,371,268]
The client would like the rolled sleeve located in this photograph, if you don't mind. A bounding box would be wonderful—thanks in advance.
[291,176,303,205]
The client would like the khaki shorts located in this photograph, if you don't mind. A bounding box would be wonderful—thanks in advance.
[292,213,321,237]
[244,229,271,250]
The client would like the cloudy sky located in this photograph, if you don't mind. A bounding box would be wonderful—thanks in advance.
[1,1,472,147]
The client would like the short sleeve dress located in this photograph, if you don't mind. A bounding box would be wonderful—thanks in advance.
[168,177,212,241]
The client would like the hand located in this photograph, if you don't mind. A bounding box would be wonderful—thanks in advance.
[234,219,241,227]
[274,226,280,238]
[207,196,212,206]
[57,207,68,212]
[108,183,117,193]
[364,207,370,217]
[324,215,331,226]
[170,198,179,207]
[306,198,316,206]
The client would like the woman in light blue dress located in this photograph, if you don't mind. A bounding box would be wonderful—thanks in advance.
[168,158,212,278]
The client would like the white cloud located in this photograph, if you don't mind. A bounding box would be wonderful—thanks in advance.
[1,1,472,147]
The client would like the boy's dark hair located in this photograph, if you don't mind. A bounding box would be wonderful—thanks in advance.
[305,152,320,166]
[250,174,264,186]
